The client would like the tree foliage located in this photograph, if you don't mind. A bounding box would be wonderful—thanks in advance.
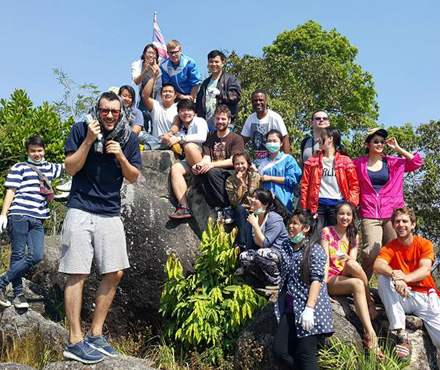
[160,220,267,363]
[0,89,72,202]
[226,20,379,157]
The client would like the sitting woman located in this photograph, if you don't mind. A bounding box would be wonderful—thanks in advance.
[301,127,359,231]
[118,85,144,137]
[239,189,289,288]
[273,209,334,370]
[226,151,261,250]
[258,130,302,212]
[321,201,384,360]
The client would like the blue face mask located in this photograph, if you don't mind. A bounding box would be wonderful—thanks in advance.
[266,142,281,154]
[290,232,304,244]
[253,207,265,215]
[27,156,44,165]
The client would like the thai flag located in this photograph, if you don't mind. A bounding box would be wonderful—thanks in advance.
[152,12,167,61]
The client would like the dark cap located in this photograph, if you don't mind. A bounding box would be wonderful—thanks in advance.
[364,128,388,142]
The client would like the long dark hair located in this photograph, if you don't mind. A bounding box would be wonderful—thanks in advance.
[253,188,290,224]
[290,209,321,286]
[335,201,358,250]
[320,127,349,156]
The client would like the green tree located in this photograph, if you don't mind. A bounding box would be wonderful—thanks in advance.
[226,20,379,157]
[0,89,72,203]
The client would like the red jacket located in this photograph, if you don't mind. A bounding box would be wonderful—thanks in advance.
[300,152,360,213]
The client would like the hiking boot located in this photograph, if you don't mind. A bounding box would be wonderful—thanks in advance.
[63,339,105,364]
[12,294,29,309]
[85,334,119,357]
[0,289,11,308]
[395,332,411,359]
[169,206,193,219]
[223,206,234,224]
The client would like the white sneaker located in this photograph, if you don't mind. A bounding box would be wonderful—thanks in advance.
[54,191,70,201]
[56,180,72,192]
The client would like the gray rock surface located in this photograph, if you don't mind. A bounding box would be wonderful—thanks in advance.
[234,290,440,370]
[0,306,67,349]
[42,356,157,370]
[33,150,210,336]
[0,364,37,370]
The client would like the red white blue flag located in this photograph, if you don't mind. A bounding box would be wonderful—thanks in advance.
[153,12,167,60]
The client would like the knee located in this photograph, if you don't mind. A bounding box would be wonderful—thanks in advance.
[346,260,363,275]
[105,270,124,284]
[183,142,199,152]
[352,278,365,293]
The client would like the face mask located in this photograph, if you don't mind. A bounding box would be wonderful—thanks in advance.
[27,156,44,165]
[266,142,281,153]
[290,232,304,244]
[253,207,265,215]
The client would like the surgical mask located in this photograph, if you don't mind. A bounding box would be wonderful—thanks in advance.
[27,156,44,165]
[266,142,280,153]
[253,207,265,215]
[290,232,304,244]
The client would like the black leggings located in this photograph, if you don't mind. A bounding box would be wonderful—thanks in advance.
[273,312,320,370]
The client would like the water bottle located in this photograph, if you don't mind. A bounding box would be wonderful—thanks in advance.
[428,289,440,314]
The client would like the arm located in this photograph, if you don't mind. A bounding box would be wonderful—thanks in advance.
[345,163,360,207]
[132,125,142,135]
[133,60,151,86]
[247,213,265,247]
[282,135,291,154]
[321,238,330,282]
[1,188,16,216]
[373,258,393,277]
[300,163,311,209]
[190,85,199,102]
[64,121,100,176]
[141,63,160,112]
[226,176,241,207]
[105,141,140,183]
[261,175,285,184]
[218,74,241,104]
[402,259,432,283]
[306,280,322,308]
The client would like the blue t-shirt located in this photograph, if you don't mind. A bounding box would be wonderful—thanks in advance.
[65,121,142,216]
[367,158,389,193]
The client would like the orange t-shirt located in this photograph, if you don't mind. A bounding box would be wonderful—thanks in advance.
[377,236,438,293]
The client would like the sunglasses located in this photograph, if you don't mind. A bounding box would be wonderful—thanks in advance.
[168,50,181,55]
[314,116,328,121]
[371,139,385,145]
[99,108,120,116]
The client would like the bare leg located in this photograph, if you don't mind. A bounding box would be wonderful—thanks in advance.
[183,143,203,167]
[90,271,124,337]
[65,274,88,344]
[327,276,376,336]
[170,162,190,207]
[343,260,377,319]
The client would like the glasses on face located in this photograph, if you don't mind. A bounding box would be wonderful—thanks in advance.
[168,49,181,56]
[99,108,120,116]
[371,139,385,145]
[145,51,157,56]
[314,116,329,121]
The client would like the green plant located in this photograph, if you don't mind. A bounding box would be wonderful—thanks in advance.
[318,337,409,370]
[160,220,267,364]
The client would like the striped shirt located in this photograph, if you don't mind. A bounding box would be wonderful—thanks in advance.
[4,161,63,219]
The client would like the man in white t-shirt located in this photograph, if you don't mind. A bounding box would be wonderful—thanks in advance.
[241,90,290,166]
[141,63,178,149]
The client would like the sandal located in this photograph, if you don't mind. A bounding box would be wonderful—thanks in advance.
[363,334,385,362]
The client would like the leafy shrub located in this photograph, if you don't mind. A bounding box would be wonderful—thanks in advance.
[160,220,267,363]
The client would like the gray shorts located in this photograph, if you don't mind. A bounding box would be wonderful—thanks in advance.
[58,208,130,275]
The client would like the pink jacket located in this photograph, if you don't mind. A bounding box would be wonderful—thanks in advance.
[353,153,423,219]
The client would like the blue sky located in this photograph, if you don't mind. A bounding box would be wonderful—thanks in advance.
[1,0,438,127]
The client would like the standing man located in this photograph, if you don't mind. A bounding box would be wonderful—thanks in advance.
[60,92,141,364]
[241,90,290,166]
[193,105,244,222]
[299,110,330,168]
[374,207,440,359]
[160,40,201,102]
[196,50,242,130]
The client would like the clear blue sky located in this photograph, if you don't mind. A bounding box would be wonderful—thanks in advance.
[1,0,438,127]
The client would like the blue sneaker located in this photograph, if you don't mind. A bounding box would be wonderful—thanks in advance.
[85,334,119,357]
[63,339,105,364]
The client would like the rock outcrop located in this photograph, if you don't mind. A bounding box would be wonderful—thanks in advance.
[0,364,37,370]
[42,356,157,370]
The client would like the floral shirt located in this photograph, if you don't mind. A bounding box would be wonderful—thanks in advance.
[321,226,358,278]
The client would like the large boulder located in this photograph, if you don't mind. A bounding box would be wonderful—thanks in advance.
[234,291,440,370]
[33,151,210,336]
[42,356,157,370]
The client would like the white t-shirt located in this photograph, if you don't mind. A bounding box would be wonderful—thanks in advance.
[241,109,288,166]
[319,157,343,199]
[150,100,178,137]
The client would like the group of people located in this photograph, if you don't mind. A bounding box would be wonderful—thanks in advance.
[0,38,437,369]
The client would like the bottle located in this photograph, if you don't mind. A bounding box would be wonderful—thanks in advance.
[428,289,440,314]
